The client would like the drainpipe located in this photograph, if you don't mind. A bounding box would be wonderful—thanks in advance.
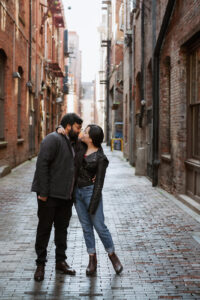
[131,19,136,165]
[29,0,32,84]
[152,0,176,186]
[106,5,111,145]
[152,0,156,51]
[106,43,110,145]
[28,0,33,156]
[139,1,145,128]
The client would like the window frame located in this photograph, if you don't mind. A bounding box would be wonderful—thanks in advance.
[187,42,200,160]
[0,50,6,141]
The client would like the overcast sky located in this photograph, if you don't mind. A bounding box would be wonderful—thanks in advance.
[63,0,102,82]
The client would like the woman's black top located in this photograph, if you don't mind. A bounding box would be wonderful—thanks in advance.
[75,142,109,214]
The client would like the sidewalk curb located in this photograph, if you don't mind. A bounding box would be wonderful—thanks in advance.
[13,157,37,172]
[0,157,37,180]
[157,187,200,224]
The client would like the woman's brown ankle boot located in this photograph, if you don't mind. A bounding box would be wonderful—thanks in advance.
[86,253,97,276]
[109,252,123,274]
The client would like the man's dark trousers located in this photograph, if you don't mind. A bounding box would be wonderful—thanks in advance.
[35,196,73,265]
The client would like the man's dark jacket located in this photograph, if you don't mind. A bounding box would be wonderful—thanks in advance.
[31,132,74,200]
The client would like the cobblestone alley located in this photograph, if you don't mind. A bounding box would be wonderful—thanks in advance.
[0,147,200,300]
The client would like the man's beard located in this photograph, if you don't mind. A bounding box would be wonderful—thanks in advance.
[68,128,78,142]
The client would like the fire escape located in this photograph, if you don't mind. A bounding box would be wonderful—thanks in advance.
[40,0,65,80]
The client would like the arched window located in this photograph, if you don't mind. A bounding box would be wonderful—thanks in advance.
[0,49,7,141]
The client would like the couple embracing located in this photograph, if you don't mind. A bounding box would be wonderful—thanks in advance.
[32,113,123,282]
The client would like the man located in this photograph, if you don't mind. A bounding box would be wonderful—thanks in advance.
[32,113,83,282]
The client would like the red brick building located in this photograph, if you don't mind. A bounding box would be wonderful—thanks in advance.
[158,0,200,203]
[100,0,124,143]
[109,0,124,140]
[132,0,200,205]
[0,0,67,173]
[102,0,200,208]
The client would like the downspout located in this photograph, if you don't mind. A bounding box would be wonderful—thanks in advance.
[132,20,136,165]
[139,1,145,128]
[152,0,156,51]
[106,42,111,145]
[29,0,32,84]
[106,5,111,145]
[28,0,33,156]
[152,0,176,186]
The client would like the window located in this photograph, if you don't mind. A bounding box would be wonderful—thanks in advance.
[136,0,140,9]
[135,72,141,114]
[17,66,23,138]
[131,0,137,11]
[119,3,124,32]
[18,0,25,24]
[0,50,6,141]
[188,47,200,159]
[162,56,171,154]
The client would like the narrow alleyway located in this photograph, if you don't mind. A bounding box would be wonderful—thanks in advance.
[0,147,200,300]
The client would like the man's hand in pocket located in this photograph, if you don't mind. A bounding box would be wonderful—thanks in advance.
[38,196,47,202]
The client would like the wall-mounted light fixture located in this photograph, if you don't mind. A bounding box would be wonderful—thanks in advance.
[13,72,21,79]
[41,81,46,91]
[56,97,63,103]
[26,81,33,88]
[139,99,146,128]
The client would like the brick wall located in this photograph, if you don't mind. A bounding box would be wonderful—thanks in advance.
[0,0,30,168]
[0,0,67,170]
[159,0,200,194]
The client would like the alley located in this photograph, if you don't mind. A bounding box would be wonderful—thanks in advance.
[0,147,200,300]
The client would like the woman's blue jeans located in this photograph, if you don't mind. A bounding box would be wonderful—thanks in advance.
[75,185,115,254]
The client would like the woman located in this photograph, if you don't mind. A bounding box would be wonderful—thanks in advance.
[58,124,123,276]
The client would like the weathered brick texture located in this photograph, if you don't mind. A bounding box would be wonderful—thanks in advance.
[0,0,66,169]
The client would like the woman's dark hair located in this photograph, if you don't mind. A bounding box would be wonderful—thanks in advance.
[61,113,83,128]
[87,124,104,148]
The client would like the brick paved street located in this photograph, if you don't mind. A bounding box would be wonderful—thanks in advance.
[0,146,200,300]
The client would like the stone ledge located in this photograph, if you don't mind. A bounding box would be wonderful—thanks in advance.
[17,138,24,145]
[0,165,11,178]
[161,154,172,163]
[157,188,200,223]
[0,141,8,149]
[177,194,200,215]
[185,159,200,170]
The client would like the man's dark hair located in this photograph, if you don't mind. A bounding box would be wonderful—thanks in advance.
[60,113,83,128]
[87,124,104,148]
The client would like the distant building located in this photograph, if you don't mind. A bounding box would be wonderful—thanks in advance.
[98,0,124,144]
[80,82,95,129]
[67,31,82,114]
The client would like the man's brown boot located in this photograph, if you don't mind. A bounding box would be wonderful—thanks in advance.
[34,264,45,282]
[86,253,97,276]
[56,261,76,275]
[109,252,123,274]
